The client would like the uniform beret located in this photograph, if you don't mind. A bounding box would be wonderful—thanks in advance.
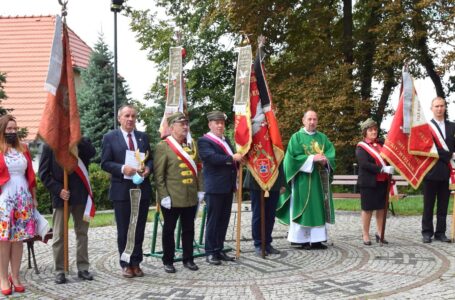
[359,118,377,131]
[207,111,227,121]
[167,112,188,124]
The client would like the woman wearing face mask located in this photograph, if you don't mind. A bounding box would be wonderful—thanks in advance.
[0,115,37,295]
[356,118,394,246]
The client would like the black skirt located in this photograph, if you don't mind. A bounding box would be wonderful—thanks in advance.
[359,181,388,211]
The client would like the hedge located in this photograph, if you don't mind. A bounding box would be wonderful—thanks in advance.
[36,163,114,214]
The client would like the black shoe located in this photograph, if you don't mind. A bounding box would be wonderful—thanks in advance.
[422,236,432,243]
[206,255,221,265]
[163,264,176,273]
[290,242,303,248]
[375,233,389,244]
[77,270,94,281]
[310,242,328,250]
[55,273,66,284]
[301,242,311,250]
[255,247,268,257]
[267,245,281,255]
[218,252,235,261]
[363,240,372,246]
[434,234,452,243]
[183,261,199,271]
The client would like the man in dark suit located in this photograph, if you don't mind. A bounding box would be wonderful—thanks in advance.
[422,97,455,243]
[101,104,153,277]
[39,137,96,284]
[198,111,243,265]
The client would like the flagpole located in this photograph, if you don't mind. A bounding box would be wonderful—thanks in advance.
[451,192,455,242]
[380,175,391,245]
[63,169,69,273]
[260,191,266,258]
[235,165,243,259]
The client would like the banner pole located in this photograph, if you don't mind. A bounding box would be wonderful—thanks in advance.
[260,191,266,258]
[380,175,391,245]
[451,192,455,242]
[63,169,69,273]
[235,165,243,258]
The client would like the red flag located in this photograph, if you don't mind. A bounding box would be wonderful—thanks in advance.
[39,23,81,172]
[380,71,438,189]
[246,51,284,192]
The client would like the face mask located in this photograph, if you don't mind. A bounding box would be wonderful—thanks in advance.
[5,132,17,144]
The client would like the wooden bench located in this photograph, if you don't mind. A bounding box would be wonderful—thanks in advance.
[332,175,409,215]
[24,230,53,274]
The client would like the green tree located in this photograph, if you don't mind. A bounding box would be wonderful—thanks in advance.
[127,1,238,141]
[77,34,131,162]
[126,0,455,173]
[0,72,10,116]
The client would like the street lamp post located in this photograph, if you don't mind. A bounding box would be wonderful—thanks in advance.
[111,0,124,129]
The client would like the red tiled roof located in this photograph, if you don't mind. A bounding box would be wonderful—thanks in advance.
[0,15,92,141]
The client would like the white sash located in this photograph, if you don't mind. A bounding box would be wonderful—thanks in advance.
[166,136,197,176]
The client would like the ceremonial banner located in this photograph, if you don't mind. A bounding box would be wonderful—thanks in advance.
[233,45,253,155]
[380,70,438,189]
[39,18,81,173]
[246,50,284,193]
[159,46,188,139]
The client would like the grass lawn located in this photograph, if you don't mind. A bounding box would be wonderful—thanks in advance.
[44,209,158,229]
[334,195,454,216]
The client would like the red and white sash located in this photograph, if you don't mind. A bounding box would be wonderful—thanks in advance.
[357,141,398,198]
[73,158,95,222]
[165,136,198,177]
[428,121,455,189]
[204,132,234,156]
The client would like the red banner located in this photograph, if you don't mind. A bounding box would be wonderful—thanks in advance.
[39,23,81,172]
[245,52,284,192]
[380,72,437,189]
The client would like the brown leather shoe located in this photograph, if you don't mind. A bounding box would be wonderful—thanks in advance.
[122,267,135,278]
[132,266,144,277]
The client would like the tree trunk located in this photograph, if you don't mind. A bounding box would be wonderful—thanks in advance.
[411,1,445,98]
[343,0,353,78]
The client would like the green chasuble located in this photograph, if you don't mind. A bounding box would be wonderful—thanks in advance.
[276,128,336,227]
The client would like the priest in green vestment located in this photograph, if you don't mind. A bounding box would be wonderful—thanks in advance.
[276,110,336,250]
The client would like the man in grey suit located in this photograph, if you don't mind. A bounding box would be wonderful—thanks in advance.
[101,105,153,278]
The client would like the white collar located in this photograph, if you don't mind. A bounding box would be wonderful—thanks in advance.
[303,127,316,136]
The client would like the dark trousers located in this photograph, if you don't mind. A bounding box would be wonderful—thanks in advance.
[422,180,450,238]
[251,190,279,249]
[205,193,233,255]
[161,205,197,265]
[113,197,150,268]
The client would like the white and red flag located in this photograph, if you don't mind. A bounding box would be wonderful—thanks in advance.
[39,17,95,221]
[380,69,438,189]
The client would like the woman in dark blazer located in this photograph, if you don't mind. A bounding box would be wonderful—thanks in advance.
[356,118,394,245]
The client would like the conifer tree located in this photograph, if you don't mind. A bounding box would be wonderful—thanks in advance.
[78,34,131,162]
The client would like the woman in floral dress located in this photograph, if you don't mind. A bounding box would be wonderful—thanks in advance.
[0,115,37,295]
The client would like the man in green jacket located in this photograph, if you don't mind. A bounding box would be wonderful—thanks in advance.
[154,112,204,273]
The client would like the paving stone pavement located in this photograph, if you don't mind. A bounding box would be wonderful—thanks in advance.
[3,208,455,300]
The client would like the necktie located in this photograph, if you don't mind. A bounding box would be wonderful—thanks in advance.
[127,133,135,151]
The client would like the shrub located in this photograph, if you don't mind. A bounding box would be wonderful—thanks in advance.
[35,163,113,213]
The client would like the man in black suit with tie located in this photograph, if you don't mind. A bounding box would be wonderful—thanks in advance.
[101,104,153,277]
[198,111,243,265]
[423,97,455,243]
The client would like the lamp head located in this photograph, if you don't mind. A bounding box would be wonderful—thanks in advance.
[111,0,124,12]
